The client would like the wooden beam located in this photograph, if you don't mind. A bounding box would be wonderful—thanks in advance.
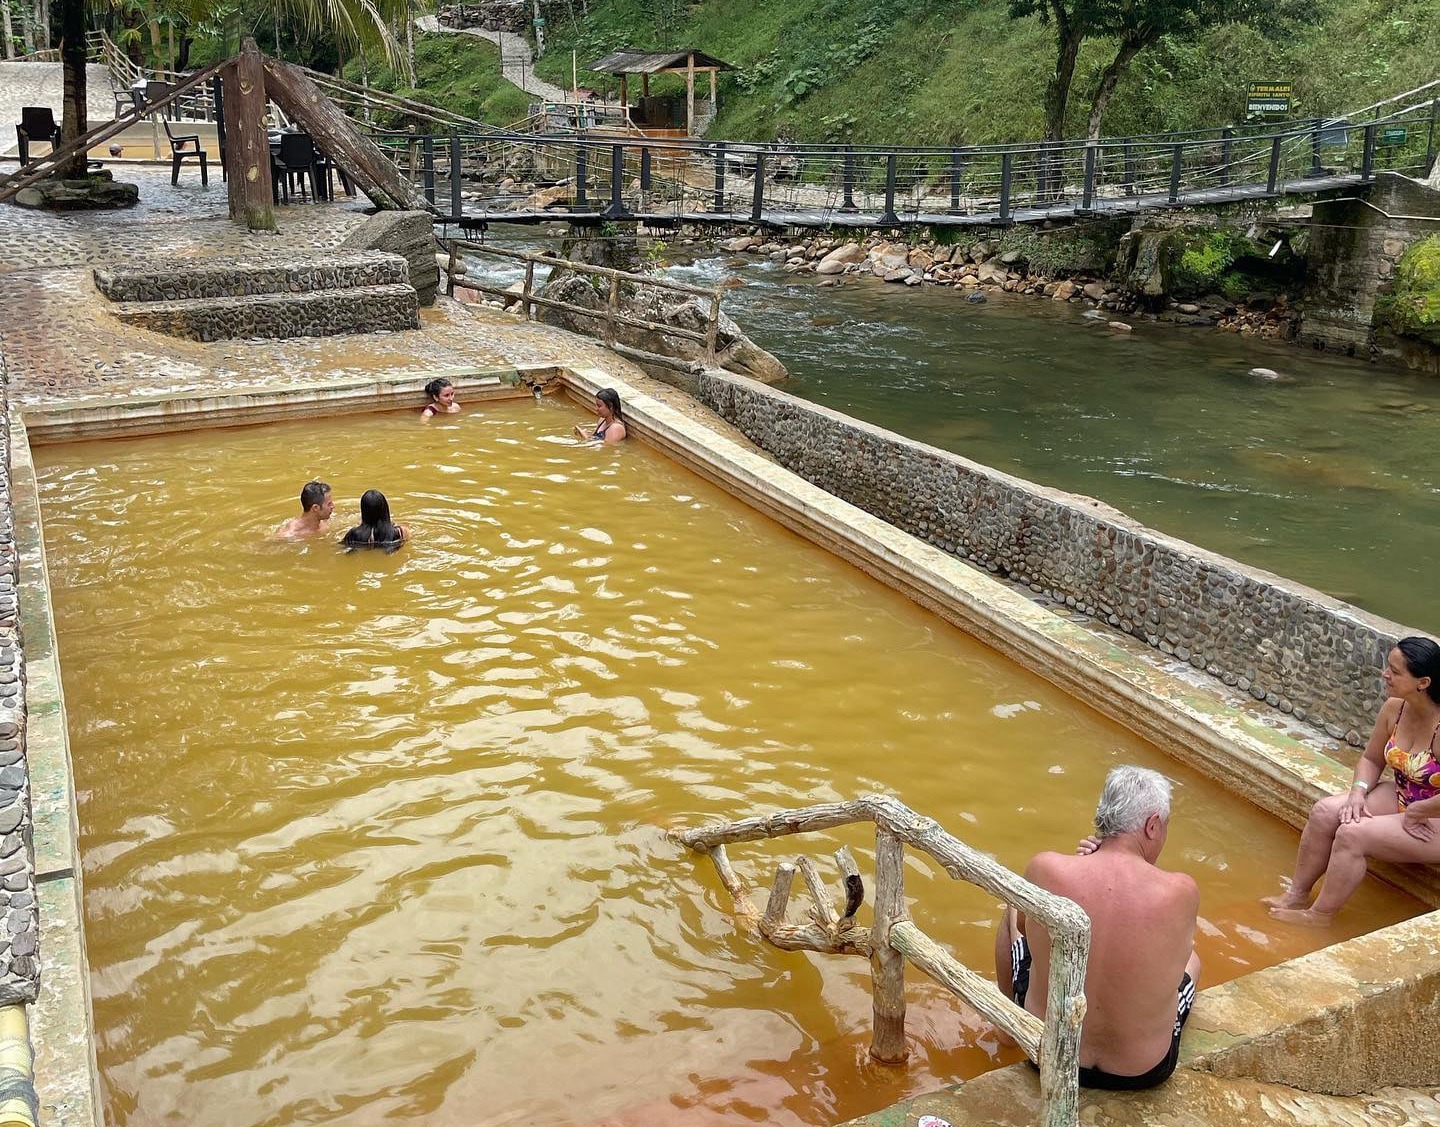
[261,56,430,212]
[223,43,274,232]
[685,53,695,137]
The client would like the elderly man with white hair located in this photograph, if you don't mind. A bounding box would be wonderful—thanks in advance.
[994,765,1201,1090]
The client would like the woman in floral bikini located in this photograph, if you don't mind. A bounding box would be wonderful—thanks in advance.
[1266,635,1440,925]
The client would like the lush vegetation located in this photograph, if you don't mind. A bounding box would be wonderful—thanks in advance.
[343,33,532,127]
[524,0,1439,144]
[1387,236,1440,344]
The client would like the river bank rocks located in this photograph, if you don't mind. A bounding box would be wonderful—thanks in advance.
[716,232,1299,339]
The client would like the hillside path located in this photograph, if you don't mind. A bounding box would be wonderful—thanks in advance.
[415,16,570,104]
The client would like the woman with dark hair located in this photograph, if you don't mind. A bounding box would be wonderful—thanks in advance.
[341,490,410,550]
[421,377,460,420]
[1266,636,1440,925]
[572,387,627,445]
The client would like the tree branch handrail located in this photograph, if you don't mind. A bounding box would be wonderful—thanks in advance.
[671,794,1090,1127]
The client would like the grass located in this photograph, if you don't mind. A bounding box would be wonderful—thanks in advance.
[346,33,534,128]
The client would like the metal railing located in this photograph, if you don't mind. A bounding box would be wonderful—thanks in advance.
[445,240,724,372]
[368,81,1440,227]
[86,30,218,121]
[672,795,1091,1127]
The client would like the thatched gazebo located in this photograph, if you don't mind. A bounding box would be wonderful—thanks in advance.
[587,48,737,137]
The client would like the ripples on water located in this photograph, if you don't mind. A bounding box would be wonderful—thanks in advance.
[39,402,1419,1126]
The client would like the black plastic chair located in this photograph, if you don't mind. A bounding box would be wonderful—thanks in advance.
[163,119,207,186]
[113,88,138,119]
[15,106,61,166]
[144,80,173,120]
[274,133,320,202]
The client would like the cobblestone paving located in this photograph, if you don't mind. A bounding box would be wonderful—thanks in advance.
[0,167,733,420]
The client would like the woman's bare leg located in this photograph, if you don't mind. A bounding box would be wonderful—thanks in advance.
[1271,809,1440,927]
[993,906,1020,995]
[1262,793,1347,909]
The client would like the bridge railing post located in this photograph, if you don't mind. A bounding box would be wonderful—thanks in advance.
[640,146,651,193]
[713,142,726,212]
[1079,142,1097,213]
[603,143,631,219]
[879,151,900,227]
[575,142,589,210]
[1266,134,1282,195]
[1427,98,1439,174]
[1309,118,1324,178]
[949,148,964,215]
[422,133,436,206]
[1219,127,1232,187]
[449,129,461,220]
[1122,139,1134,196]
[841,146,857,213]
[750,151,766,223]
[1361,123,1376,181]
[1167,143,1182,203]
[997,151,1013,223]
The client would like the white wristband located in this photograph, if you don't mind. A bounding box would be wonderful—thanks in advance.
[1352,780,1370,792]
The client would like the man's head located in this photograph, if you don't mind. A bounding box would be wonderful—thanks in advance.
[1094,765,1172,858]
[300,480,334,520]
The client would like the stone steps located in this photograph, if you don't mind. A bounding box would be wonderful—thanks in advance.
[108,283,421,342]
[93,250,408,303]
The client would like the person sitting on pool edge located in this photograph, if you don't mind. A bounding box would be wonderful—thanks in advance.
[572,388,627,445]
[421,377,460,421]
[994,764,1200,1090]
[341,489,409,551]
[276,480,334,540]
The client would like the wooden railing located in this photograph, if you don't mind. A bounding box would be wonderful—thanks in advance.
[672,795,1091,1127]
[86,30,218,121]
[445,240,724,373]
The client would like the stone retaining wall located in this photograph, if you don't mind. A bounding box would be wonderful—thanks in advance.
[110,284,422,343]
[692,368,1403,743]
[93,251,408,303]
[0,350,39,1006]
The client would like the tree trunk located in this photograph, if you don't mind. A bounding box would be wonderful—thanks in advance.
[19,0,34,54]
[222,41,276,231]
[56,0,86,176]
[404,6,415,85]
[178,33,191,69]
[37,0,48,49]
[1041,7,1083,143]
[166,19,174,74]
[1,0,14,62]
[1087,36,1146,140]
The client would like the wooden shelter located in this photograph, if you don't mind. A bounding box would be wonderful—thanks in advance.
[587,48,737,137]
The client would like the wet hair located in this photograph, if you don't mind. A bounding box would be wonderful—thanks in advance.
[342,489,404,550]
[1396,636,1440,704]
[300,480,331,512]
[1094,765,1172,839]
[424,377,453,402]
[596,387,624,424]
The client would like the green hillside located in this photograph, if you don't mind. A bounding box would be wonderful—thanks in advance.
[526,0,1440,144]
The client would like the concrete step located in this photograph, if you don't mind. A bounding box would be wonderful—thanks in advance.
[93,250,409,303]
[109,283,420,342]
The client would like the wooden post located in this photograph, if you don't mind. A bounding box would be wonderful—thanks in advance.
[869,827,908,1064]
[447,241,457,298]
[709,69,717,116]
[523,258,535,320]
[223,41,275,232]
[619,73,628,117]
[1039,919,1089,1127]
[607,275,621,345]
[685,53,695,137]
[642,73,649,99]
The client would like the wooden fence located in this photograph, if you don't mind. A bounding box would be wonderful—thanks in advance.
[672,794,1091,1127]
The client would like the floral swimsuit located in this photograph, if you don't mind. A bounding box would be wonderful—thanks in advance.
[1382,702,1440,810]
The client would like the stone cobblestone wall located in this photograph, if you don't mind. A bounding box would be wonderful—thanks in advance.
[0,350,39,1005]
[111,284,422,343]
[694,369,1397,744]
[93,251,408,304]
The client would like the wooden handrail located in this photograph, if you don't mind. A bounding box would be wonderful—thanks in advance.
[672,794,1091,1127]
[0,60,227,204]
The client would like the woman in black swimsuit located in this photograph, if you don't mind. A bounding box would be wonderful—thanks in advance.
[573,388,627,444]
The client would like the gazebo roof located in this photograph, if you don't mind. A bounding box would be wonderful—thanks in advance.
[588,48,737,75]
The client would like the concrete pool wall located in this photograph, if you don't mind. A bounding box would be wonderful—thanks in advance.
[8,363,1440,1124]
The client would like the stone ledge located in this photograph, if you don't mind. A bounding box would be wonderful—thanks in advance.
[107,283,421,342]
[92,250,408,303]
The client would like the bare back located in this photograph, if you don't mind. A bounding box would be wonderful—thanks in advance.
[1021,848,1198,1076]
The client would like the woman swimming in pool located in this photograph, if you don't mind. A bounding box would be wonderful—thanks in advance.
[572,387,627,445]
[341,489,410,551]
[421,377,460,421]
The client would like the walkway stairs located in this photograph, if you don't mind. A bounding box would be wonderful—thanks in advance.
[93,251,421,342]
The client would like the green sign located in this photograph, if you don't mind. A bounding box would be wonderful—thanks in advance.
[1247,80,1292,116]
[1381,127,1408,145]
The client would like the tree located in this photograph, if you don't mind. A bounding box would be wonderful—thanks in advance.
[1010,0,1303,143]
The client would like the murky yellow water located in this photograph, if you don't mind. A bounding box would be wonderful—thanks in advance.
[36,401,1419,1127]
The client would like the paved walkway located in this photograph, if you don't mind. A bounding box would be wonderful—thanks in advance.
[415,15,570,104]
[0,166,719,421]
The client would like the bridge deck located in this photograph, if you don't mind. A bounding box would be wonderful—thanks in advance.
[442,173,1364,230]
